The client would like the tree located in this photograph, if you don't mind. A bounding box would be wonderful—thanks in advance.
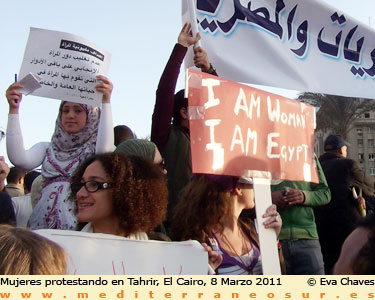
[297,93,375,139]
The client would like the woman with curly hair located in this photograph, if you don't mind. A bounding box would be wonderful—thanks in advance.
[0,224,66,274]
[70,152,167,238]
[170,174,282,275]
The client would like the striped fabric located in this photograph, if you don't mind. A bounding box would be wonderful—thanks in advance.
[209,233,262,275]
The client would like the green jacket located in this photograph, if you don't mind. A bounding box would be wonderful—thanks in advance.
[271,158,331,240]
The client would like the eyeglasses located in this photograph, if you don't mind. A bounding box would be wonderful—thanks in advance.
[71,181,112,194]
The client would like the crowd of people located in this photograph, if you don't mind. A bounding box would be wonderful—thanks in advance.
[1,22,375,275]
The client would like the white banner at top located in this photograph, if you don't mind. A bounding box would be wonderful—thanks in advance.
[182,0,375,99]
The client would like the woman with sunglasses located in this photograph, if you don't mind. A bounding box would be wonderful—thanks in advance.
[70,152,167,238]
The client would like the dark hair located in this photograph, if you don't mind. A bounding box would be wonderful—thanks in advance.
[24,170,41,192]
[114,125,135,146]
[170,174,234,241]
[70,152,168,236]
[172,89,187,125]
[351,214,375,274]
[0,225,66,274]
[7,167,26,184]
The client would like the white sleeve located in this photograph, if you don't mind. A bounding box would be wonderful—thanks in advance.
[95,103,114,154]
[6,114,49,170]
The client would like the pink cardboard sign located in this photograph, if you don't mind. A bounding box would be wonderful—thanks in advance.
[187,69,318,183]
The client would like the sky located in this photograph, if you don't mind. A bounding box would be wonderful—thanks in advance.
[1,0,375,165]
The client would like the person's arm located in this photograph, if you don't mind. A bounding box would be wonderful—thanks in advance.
[280,157,331,207]
[262,204,282,237]
[96,104,113,153]
[301,157,331,206]
[194,47,218,76]
[5,83,48,169]
[6,114,49,169]
[351,160,374,196]
[151,23,200,152]
[0,192,16,225]
[201,242,223,275]
[0,157,9,192]
[95,75,114,153]
[6,82,23,115]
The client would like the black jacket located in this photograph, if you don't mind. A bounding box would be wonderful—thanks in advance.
[0,191,16,225]
[315,151,374,274]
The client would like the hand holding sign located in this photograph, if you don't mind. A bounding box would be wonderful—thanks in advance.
[178,22,201,48]
[201,242,223,273]
[6,83,24,114]
[262,204,282,236]
[194,47,211,72]
[18,73,42,96]
[95,75,113,104]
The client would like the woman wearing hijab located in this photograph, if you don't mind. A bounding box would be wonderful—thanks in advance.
[5,75,114,230]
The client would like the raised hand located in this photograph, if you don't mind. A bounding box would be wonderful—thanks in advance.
[95,75,113,104]
[194,47,211,72]
[6,83,24,114]
[178,22,201,48]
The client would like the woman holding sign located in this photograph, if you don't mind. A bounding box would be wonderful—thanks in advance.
[170,174,282,275]
[5,75,113,230]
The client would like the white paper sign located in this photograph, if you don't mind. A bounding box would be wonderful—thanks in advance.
[253,178,281,275]
[35,230,209,275]
[182,0,375,99]
[19,28,111,106]
[18,73,42,95]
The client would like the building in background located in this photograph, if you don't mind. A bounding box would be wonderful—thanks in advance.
[315,111,375,182]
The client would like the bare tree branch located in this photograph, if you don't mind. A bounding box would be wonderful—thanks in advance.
[297,93,375,139]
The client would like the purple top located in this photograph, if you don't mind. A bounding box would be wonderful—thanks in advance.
[211,228,261,275]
